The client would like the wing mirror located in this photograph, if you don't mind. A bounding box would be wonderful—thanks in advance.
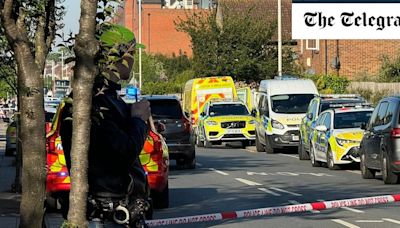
[307,113,313,120]
[251,109,257,117]
[315,125,328,132]
[157,122,166,133]
[200,112,206,117]
[360,122,367,130]
[3,117,10,123]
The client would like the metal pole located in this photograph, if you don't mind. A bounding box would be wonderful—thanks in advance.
[138,0,142,90]
[278,0,282,77]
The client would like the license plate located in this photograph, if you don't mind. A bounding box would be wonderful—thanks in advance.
[225,129,242,134]
[292,136,299,141]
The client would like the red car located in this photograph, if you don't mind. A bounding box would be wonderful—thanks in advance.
[45,100,170,211]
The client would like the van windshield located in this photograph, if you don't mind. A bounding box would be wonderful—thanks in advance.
[209,103,249,116]
[271,94,315,114]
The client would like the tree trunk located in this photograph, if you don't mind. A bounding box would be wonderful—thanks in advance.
[67,0,98,226]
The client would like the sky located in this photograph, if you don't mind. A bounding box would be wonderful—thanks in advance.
[62,0,80,36]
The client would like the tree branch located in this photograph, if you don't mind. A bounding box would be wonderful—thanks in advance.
[1,0,17,41]
[35,14,47,69]
[45,0,56,50]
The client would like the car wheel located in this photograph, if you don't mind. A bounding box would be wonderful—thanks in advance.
[310,145,321,167]
[241,141,249,149]
[382,151,399,184]
[298,139,310,160]
[360,153,375,179]
[185,155,196,169]
[255,133,265,152]
[145,199,154,220]
[327,148,340,170]
[264,135,274,154]
[152,183,169,209]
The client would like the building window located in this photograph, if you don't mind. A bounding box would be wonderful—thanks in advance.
[306,39,319,51]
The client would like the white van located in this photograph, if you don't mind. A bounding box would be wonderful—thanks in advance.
[254,79,319,153]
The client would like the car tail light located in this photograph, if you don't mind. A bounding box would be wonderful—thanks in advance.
[391,128,400,138]
[149,131,163,163]
[183,117,191,133]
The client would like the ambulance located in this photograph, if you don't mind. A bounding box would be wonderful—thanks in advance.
[237,87,257,111]
[183,76,237,128]
[255,78,318,153]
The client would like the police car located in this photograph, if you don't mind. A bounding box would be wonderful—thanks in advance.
[299,94,366,160]
[309,103,373,170]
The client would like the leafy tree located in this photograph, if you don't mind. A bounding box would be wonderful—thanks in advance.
[379,54,400,82]
[176,0,295,82]
[0,1,64,227]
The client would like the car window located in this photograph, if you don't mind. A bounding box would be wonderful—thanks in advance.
[148,99,183,119]
[209,103,249,116]
[375,102,389,127]
[334,111,373,129]
[271,94,315,114]
[384,101,396,125]
[368,103,380,128]
[323,112,331,129]
[311,100,318,117]
[316,113,326,126]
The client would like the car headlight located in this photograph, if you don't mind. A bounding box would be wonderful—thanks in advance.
[336,138,360,147]
[248,119,256,124]
[271,119,284,130]
[206,120,218,126]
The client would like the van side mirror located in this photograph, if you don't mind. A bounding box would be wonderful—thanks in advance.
[251,109,257,117]
[307,113,313,120]
[3,117,10,123]
[200,112,206,117]
[316,125,328,132]
[360,122,366,130]
[184,111,190,118]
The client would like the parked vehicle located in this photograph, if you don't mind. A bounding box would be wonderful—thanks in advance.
[360,96,400,184]
[255,79,318,153]
[299,94,366,160]
[143,95,195,169]
[309,105,373,169]
[237,87,257,111]
[183,76,237,128]
[197,99,256,148]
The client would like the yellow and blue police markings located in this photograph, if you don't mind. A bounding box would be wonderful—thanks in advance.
[310,108,372,167]
[200,115,256,142]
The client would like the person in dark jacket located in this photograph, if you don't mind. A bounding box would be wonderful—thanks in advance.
[59,24,151,225]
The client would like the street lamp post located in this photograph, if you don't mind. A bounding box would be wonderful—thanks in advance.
[278,0,282,77]
[138,0,142,90]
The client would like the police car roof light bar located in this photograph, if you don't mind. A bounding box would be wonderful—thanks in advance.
[329,102,372,108]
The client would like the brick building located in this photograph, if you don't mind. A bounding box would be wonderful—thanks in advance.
[121,0,206,56]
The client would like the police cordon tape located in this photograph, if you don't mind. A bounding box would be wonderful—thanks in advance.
[146,193,400,226]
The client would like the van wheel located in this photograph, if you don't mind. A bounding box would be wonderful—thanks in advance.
[327,148,340,170]
[255,133,265,152]
[264,135,274,154]
[310,145,321,167]
[298,139,310,160]
[241,141,249,149]
[382,151,399,184]
[361,153,375,179]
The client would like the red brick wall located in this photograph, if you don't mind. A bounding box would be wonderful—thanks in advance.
[297,40,400,79]
[123,0,206,56]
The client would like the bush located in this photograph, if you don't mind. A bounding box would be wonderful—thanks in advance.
[379,55,400,82]
[303,74,350,94]
[346,88,388,106]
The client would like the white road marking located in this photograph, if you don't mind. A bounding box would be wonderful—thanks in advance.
[288,200,319,213]
[382,218,400,225]
[270,187,302,196]
[331,219,360,228]
[346,170,361,174]
[196,163,203,167]
[241,149,256,153]
[235,178,262,186]
[342,207,364,213]
[278,154,299,159]
[355,220,383,223]
[257,188,281,196]
[209,168,229,176]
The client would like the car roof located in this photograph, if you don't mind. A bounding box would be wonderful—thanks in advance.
[320,107,373,115]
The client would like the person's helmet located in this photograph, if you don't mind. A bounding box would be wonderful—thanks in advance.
[98,23,137,83]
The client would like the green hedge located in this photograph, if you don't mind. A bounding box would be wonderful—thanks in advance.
[303,74,350,94]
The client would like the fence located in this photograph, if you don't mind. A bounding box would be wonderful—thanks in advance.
[348,82,400,95]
